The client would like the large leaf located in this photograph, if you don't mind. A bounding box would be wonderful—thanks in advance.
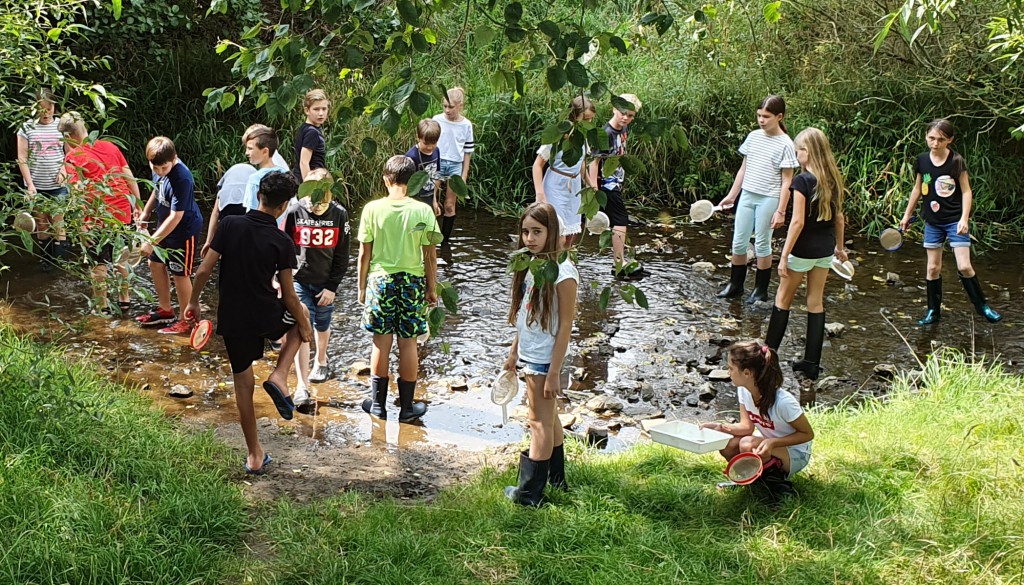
[546,65,567,91]
[565,60,589,87]
[397,0,420,25]
[539,20,560,39]
[360,137,377,158]
[448,175,468,199]
[439,283,459,314]
[409,91,430,115]
[540,123,563,145]
[407,170,430,196]
[598,286,612,311]
[504,2,523,24]
[474,25,496,48]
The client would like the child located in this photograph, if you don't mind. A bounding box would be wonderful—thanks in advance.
[242,126,289,213]
[764,128,847,380]
[702,340,814,501]
[357,155,441,422]
[293,89,329,181]
[406,119,443,216]
[432,87,474,245]
[586,93,642,276]
[186,171,313,474]
[503,202,579,507]
[136,136,204,334]
[533,96,595,248]
[899,119,1002,324]
[200,162,256,258]
[284,168,350,405]
[718,95,799,303]
[16,88,69,269]
[58,112,142,314]
[243,123,290,171]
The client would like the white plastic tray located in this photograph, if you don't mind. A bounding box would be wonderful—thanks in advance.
[649,421,732,454]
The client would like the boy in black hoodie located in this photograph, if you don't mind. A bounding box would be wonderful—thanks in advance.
[285,169,350,406]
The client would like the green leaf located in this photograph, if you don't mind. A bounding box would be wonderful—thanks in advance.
[427,306,446,336]
[241,22,262,40]
[448,175,468,199]
[565,60,589,87]
[590,81,608,99]
[505,26,527,42]
[546,65,567,91]
[635,288,649,309]
[539,20,560,39]
[609,36,628,54]
[474,25,496,48]
[640,12,660,25]
[619,285,635,305]
[397,0,420,25]
[655,13,674,35]
[674,127,689,151]
[542,259,559,283]
[541,124,563,145]
[277,84,297,110]
[112,0,122,19]
[412,32,428,52]
[204,88,225,114]
[439,283,459,314]
[220,91,236,110]
[361,137,377,158]
[602,155,620,178]
[598,229,613,249]
[763,1,782,24]
[504,2,523,24]
[381,107,401,136]
[599,286,612,311]
[612,94,637,113]
[407,170,430,196]
[393,79,416,108]
[409,91,430,115]
[412,221,427,232]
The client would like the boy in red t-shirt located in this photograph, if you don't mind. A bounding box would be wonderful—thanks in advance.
[58,112,142,314]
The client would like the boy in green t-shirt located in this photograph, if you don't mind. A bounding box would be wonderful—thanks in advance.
[357,155,442,423]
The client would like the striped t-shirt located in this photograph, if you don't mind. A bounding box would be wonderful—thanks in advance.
[738,129,799,198]
[17,119,64,190]
[432,114,475,162]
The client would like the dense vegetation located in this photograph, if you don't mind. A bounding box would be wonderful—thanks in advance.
[2,0,1024,243]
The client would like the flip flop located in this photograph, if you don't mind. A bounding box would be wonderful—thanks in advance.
[244,452,272,475]
[262,381,295,420]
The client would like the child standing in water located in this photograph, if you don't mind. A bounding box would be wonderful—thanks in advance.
[293,89,329,181]
[432,87,474,245]
[718,95,799,303]
[533,96,595,248]
[503,203,578,507]
[899,119,1001,325]
[764,128,847,380]
[702,340,814,501]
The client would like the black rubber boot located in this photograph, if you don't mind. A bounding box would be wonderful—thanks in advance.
[960,273,1002,323]
[441,215,456,245]
[504,450,550,507]
[717,263,747,299]
[764,305,791,350]
[792,311,825,380]
[918,278,942,325]
[756,462,796,504]
[548,444,568,490]
[38,239,54,272]
[397,378,427,422]
[361,375,388,419]
[746,267,772,304]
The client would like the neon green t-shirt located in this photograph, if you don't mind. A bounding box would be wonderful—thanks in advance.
[357,197,442,276]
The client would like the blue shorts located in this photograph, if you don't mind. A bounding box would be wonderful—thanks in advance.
[36,187,69,200]
[439,159,463,180]
[294,281,335,332]
[518,360,550,376]
[924,222,970,249]
[786,447,811,478]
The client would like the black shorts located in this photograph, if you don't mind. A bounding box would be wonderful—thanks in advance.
[412,192,436,209]
[222,310,297,374]
[600,189,629,228]
[148,233,197,277]
[219,204,246,219]
[88,243,115,264]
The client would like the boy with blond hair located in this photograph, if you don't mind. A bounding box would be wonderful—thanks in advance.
[294,89,329,181]
[431,87,474,244]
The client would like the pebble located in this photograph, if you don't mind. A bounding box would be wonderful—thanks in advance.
[350,361,371,376]
[708,369,730,381]
[825,323,846,338]
[873,363,897,379]
[168,384,192,398]
[585,394,624,413]
[815,376,841,391]
[886,272,902,285]
[558,413,576,428]
[691,261,715,275]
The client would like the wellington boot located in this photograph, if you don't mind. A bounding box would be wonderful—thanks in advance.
[960,274,1002,323]
[548,444,568,490]
[441,215,456,245]
[504,450,550,507]
[764,305,790,350]
[361,375,388,419]
[746,267,772,304]
[717,264,747,299]
[397,378,427,422]
[791,311,825,380]
[918,278,942,325]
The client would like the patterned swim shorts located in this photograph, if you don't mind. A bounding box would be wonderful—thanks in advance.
[362,272,427,338]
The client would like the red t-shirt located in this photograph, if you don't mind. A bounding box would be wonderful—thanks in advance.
[64,140,133,224]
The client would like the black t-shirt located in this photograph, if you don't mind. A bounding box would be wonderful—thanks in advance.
[596,123,628,192]
[293,123,326,179]
[405,145,440,204]
[211,210,298,337]
[789,172,836,259]
[913,150,965,225]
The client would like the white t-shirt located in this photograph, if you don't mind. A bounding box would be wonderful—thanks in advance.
[217,163,257,209]
[516,259,578,365]
[272,150,290,171]
[432,114,475,162]
[737,387,812,456]
[738,129,799,198]
[17,118,64,190]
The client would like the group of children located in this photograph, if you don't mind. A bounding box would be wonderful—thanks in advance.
[14,85,1003,501]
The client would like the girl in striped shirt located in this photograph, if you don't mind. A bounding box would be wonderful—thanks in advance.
[718,96,799,303]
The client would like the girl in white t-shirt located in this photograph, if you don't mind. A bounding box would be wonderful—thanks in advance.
[503,202,578,507]
[702,340,814,498]
[532,95,595,248]
[718,96,799,304]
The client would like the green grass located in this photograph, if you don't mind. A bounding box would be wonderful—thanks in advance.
[1,324,1021,584]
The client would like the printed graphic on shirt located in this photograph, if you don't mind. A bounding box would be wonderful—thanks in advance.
[294,225,340,248]
[922,173,931,195]
[748,411,776,431]
[935,175,955,198]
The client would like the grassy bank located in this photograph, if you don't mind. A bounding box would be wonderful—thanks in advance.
[1,324,1021,583]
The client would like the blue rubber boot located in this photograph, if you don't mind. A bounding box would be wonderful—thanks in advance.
[918,278,941,325]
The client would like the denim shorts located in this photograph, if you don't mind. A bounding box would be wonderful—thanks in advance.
[294,281,335,332]
[786,255,833,273]
[924,222,971,249]
[439,159,463,180]
[786,447,811,478]
[36,186,69,200]
[519,360,550,376]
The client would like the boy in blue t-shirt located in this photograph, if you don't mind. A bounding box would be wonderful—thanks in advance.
[405,119,442,216]
[136,136,204,334]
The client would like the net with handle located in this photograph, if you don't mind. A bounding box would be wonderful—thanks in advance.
[724,452,764,485]
[830,258,855,280]
[13,212,35,233]
[689,200,715,223]
[586,211,610,235]
[491,369,520,424]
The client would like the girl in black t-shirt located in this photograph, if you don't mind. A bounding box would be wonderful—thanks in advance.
[899,119,1001,325]
[764,128,846,380]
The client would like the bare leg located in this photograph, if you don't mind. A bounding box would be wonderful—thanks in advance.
[91,264,110,309]
[171,274,193,320]
[737,435,792,474]
[952,246,975,277]
[294,341,311,389]
[525,374,558,461]
[114,262,131,304]
[396,336,419,381]
[774,269,805,310]
[925,248,944,280]
[804,267,830,313]
[371,333,393,378]
[266,306,310,395]
[314,329,330,367]
[232,366,266,471]
[756,255,773,270]
[611,226,627,265]
[731,254,747,266]
[150,262,173,312]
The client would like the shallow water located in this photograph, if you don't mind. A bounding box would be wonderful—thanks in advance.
[3,211,1021,451]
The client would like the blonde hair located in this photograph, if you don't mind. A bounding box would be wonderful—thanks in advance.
[617,93,642,112]
[417,119,441,143]
[242,124,271,146]
[794,127,845,223]
[304,89,329,109]
[57,111,86,138]
[444,87,466,106]
[146,136,177,165]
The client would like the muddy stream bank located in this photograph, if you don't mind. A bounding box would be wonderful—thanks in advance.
[3,211,1022,500]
